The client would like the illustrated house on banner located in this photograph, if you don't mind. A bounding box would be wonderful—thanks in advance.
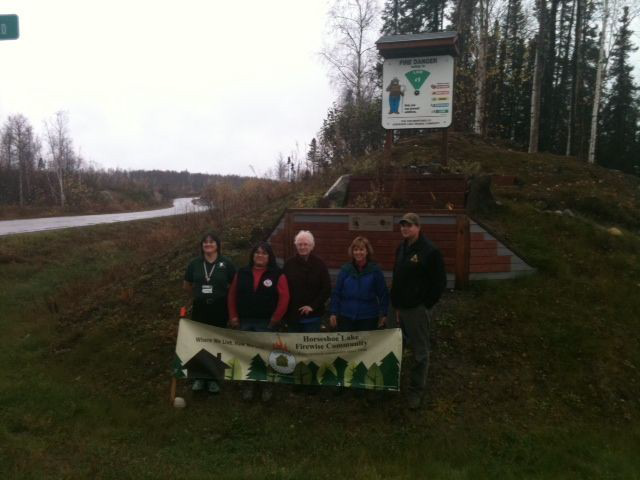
[182,349,230,382]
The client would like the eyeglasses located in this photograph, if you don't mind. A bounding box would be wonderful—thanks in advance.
[254,251,269,256]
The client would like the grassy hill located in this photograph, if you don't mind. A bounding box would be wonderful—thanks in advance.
[1,133,639,479]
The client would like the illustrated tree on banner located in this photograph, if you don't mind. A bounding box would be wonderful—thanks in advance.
[247,354,267,381]
[224,358,244,381]
[365,363,384,390]
[171,355,186,379]
[379,352,400,390]
[321,365,338,386]
[349,361,369,389]
[333,357,348,387]
[293,362,313,385]
[307,361,320,386]
[277,371,295,384]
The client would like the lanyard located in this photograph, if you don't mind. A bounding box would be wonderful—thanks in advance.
[203,261,217,283]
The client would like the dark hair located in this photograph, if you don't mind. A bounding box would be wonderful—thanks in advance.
[200,232,221,257]
[249,241,277,269]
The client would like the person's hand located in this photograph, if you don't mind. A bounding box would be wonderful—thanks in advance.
[299,305,313,316]
[229,317,240,329]
[329,315,337,329]
[268,319,280,330]
[378,316,387,329]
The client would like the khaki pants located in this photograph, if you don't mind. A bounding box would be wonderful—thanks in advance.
[390,305,431,394]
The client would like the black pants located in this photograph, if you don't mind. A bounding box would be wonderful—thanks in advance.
[192,298,228,328]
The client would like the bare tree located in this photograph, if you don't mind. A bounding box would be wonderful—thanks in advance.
[274,153,288,181]
[473,0,498,136]
[320,0,380,104]
[1,114,39,206]
[44,111,75,208]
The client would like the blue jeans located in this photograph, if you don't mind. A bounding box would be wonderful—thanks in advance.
[389,95,401,113]
[289,317,321,333]
[241,318,272,332]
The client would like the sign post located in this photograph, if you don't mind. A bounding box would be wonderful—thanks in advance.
[0,15,19,41]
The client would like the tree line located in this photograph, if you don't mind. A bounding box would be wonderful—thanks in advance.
[0,111,250,212]
[302,0,639,177]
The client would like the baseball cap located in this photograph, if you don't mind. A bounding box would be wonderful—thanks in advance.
[399,213,420,226]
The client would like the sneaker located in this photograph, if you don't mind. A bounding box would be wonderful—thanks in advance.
[207,380,221,394]
[242,385,254,401]
[191,379,206,392]
[261,385,273,403]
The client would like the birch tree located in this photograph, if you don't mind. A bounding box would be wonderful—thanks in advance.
[474,0,497,136]
[44,111,75,208]
[321,0,380,104]
[588,0,610,164]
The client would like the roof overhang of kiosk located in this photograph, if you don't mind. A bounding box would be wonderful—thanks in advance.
[376,31,460,59]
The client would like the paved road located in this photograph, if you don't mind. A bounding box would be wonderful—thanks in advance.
[0,198,207,237]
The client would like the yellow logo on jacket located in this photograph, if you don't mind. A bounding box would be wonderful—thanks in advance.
[410,254,419,263]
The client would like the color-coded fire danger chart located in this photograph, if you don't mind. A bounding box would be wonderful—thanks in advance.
[382,55,454,129]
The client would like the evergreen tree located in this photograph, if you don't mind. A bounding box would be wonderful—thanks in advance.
[365,363,384,389]
[321,366,338,386]
[293,362,313,385]
[307,361,320,386]
[381,0,447,35]
[379,352,401,390]
[449,0,477,132]
[350,361,369,389]
[333,357,349,386]
[171,355,186,379]
[247,354,267,381]
[597,6,639,173]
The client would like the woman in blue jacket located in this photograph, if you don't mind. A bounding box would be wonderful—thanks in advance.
[329,236,389,332]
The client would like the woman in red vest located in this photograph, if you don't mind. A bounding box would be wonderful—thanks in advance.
[228,241,290,401]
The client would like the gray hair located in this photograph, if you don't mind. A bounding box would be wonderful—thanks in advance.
[294,230,315,247]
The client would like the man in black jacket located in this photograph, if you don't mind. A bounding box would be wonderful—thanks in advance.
[391,213,447,409]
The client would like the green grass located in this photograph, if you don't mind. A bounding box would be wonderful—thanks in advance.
[1,139,640,478]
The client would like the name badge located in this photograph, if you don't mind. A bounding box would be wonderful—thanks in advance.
[202,285,213,294]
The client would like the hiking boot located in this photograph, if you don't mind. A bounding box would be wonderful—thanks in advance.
[242,385,254,401]
[191,379,206,392]
[261,385,273,403]
[207,380,220,394]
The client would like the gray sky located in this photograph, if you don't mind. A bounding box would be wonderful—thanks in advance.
[0,1,335,176]
[1,1,638,177]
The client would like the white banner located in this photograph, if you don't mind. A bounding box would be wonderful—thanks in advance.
[174,319,402,391]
